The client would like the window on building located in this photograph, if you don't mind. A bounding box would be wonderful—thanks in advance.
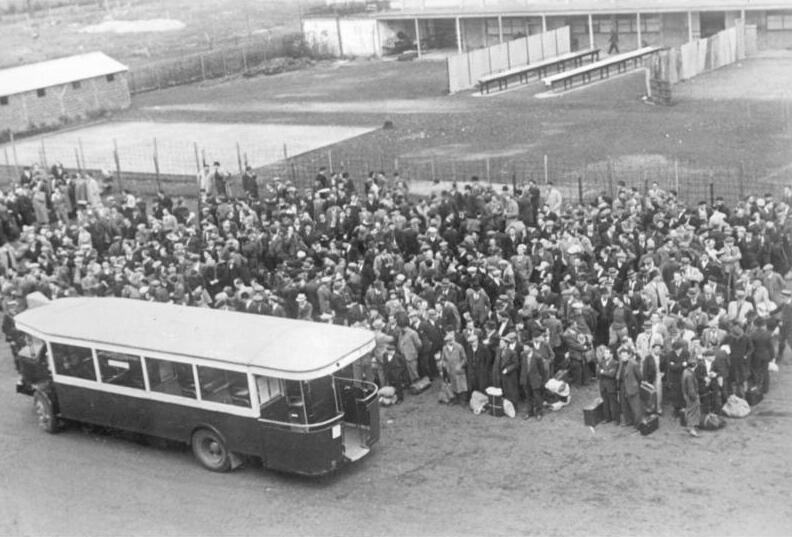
[0,96,7,106]
[145,357,196,399]
[198,366,250,407]
[106,73,115,82]
[51,343,96,381]
[97,350,145,389]
[72,80,81,89]
[767,13,792,30]
[642,15,661,33]
[36,88,46,98]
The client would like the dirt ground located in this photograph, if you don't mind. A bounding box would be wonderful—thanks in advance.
[1,341,791,537]
[127,51,792,197]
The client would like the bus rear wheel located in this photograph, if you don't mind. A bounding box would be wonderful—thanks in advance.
[33,391,58,434]
[191,429,231,472]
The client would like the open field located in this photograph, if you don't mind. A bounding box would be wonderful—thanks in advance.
[0,0,305,69]
[6,120,374,175]
[123,50,792,202]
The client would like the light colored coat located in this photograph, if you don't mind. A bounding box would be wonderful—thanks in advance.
[441,341,468,394]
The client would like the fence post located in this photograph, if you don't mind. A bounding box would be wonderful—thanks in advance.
[578,175,583,204]
[607,158,614,197]
[543,154,548,184]
[40,139,48,169]
[153,137,161,192]
[193,142,201,174]
[738,161,745,199]
[9,131,19,178]
[113,139,122,192]
[78,138,86,171]
[709,181,715,206]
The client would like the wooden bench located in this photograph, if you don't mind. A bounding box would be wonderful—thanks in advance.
[478,48,600,95]
[543,46,663,92]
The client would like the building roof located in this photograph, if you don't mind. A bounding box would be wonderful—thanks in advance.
[374,0,792,19]
[0,52,127,98]
[14,298,376,380]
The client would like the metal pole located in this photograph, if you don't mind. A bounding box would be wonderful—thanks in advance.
[498,15,504,43]
[588,13,594,50]
[283,143,288,160]
[415,18,422,58]
[578,175,583,204]
[456,17,462,54]
[328,150,333,172]
[486,157,491,184]
[541,14,547,33]
[709,181,714,206]
[74,148,81,172]
[200,54,206,81]
[674,159,680,193]
[236,142,243,175]
[637,12,642,49]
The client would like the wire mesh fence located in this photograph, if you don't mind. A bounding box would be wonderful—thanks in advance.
[127,33,300,94]
[0,138,787,208]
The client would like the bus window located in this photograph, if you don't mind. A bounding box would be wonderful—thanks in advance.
[51,343,96,381]
[256,376,283,407]
[197,366,250,407]
[97,351,144,389]
[145,357,196,399]
[304,377,338,423]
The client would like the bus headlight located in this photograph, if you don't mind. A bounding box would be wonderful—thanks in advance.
[332,425,341,439]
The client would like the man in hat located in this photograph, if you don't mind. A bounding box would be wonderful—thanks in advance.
[465,331,492,395]
[382,343,410,400]
[562,318,591,387]
[616,345,643,428]
[749,317,775,394]
[774,289,792,361]
[726,288,754,325]
[519,336,547,420]
[681,358,701,437]
[492,332,520,408]
[397,320,422,383]
[597,345,620,424]
[296,293,313,321]
[440,332,468,405]
[662,339,689,417]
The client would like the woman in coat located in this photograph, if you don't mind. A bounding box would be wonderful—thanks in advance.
[440,332,468,405]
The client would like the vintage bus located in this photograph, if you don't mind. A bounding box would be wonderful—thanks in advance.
[13,297,379,476]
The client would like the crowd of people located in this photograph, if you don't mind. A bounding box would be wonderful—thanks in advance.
[2,161,792,436]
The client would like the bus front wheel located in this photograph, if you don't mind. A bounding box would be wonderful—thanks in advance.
[33,391,58,434]
[191,429,231,472]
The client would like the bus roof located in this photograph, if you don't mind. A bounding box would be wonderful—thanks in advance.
[14,298,375,380]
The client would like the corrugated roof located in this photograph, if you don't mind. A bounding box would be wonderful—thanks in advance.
[0,52,127,98]
[14,297,376,380]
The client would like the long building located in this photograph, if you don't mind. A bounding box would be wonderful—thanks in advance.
[0,52,130,136]
[304,1,792,57]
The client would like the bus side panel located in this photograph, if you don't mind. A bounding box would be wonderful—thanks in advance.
[53,384,264,456]
[260,424,343,476]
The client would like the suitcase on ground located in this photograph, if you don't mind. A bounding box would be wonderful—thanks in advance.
[640,381,658,414]
[409,376,432,395]
[583,398,604,427]
[745,386,763,406]
[488,394,504,417]
[638,413,659,436]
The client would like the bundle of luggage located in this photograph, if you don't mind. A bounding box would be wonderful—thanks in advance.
[379,386,399,406]
[543,378,570,411]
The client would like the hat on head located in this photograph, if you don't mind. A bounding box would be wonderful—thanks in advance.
[762,263,774,271]
[503,332,517,343]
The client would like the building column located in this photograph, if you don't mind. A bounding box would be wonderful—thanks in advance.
[541,14,547,33]
[498,15,504,43]
[741,9,746,23]
[687,11,694,42]
[588,13,594,49]
[456,16,462,53]
[415,18,422,58]
[636,12,642,48]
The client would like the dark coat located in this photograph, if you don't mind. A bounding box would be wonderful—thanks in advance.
[492,345,520,405]
[519,348,547,390]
